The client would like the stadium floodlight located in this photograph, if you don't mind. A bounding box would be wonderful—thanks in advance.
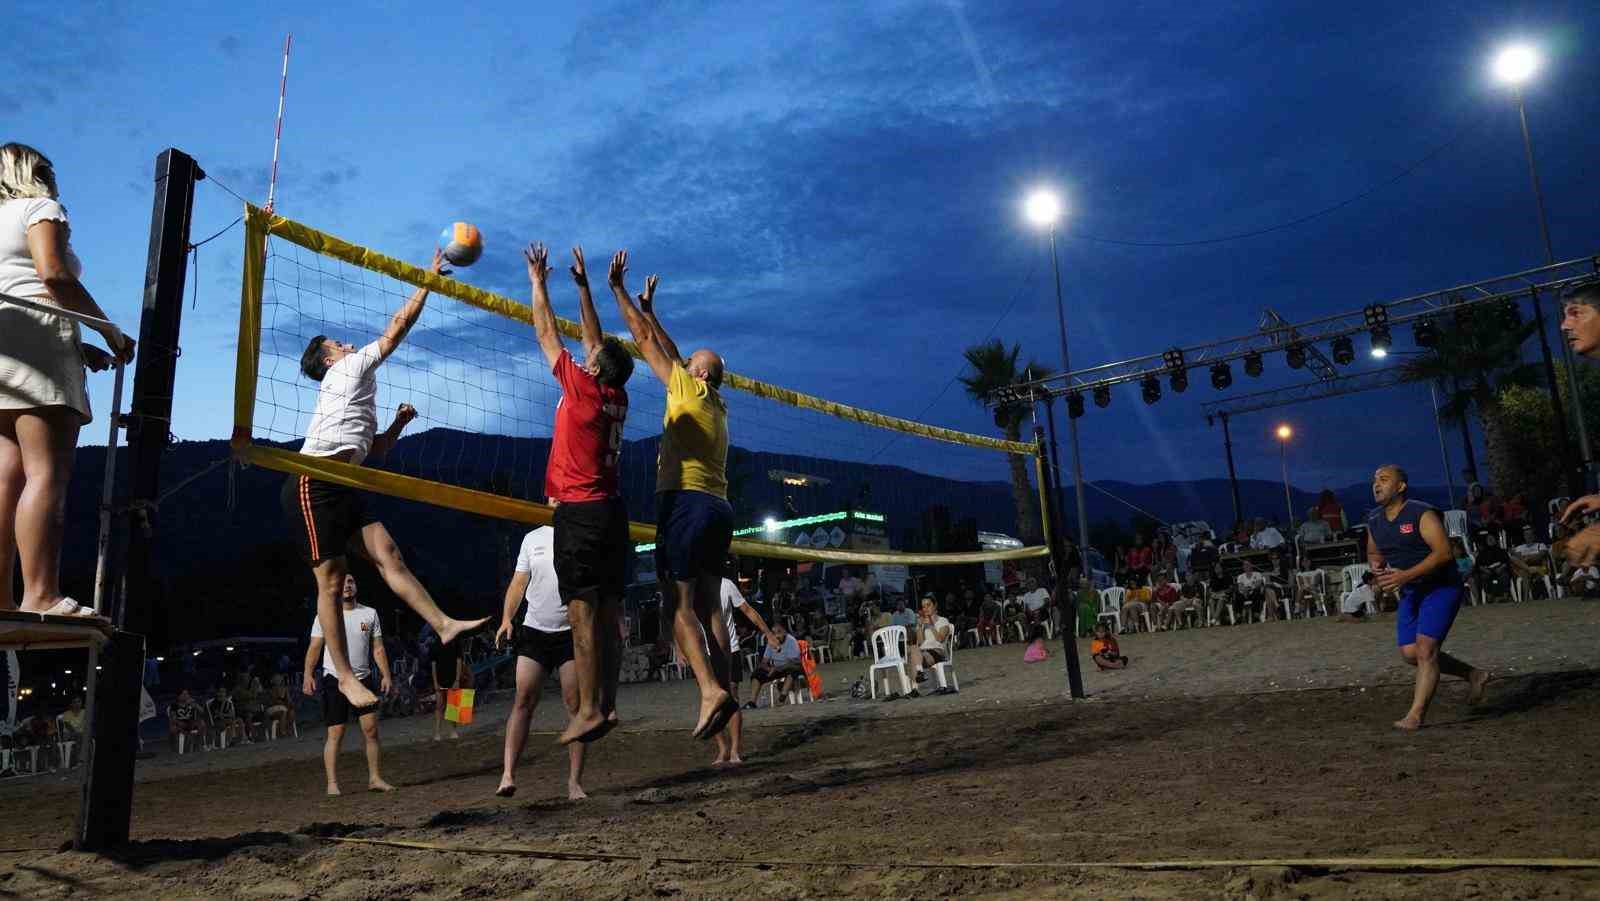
[1331,336,1355,365]
[1210,362,1232,390]
[1093,384,1112,408]
[1141,375,1162,404]
[1492,44,1540,86]
[1243,351,1264,377]
[1277,423,1292,441]
[1066,391,1085,419]
[763,516,779,533]
[1024,189,1063,228]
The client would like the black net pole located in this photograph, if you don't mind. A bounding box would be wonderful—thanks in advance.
[1037,427,1085,699]
[1220,413,1242,527]
[77,148,201,851]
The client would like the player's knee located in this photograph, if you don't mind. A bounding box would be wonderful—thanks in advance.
[360,720,380,741]
[1398,645,1418,664]
[1413,641,1439,663]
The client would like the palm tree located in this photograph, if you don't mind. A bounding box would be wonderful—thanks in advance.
[959,339,1041,544]
[1400,307,1538,482]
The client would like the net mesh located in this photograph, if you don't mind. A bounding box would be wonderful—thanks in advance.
[240,206,1048,565]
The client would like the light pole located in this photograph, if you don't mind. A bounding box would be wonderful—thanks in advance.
[1372,347,1457,508]
[1275,424,1295,528]
[1492,42,1591,493]
[1025,189,1092,557]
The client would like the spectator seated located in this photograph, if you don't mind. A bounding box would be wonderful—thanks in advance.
[746,624,807,708]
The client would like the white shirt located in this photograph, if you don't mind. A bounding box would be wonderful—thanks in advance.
[919,615,953,651]
[515,527,567,632]
[1342,584,1375,614]
[836,576,861,599]
[301,340,383,465]
[1250,527,1286,550]
[1236,571,1267,593]
[1297,520,1333,544]
[0,198,79,302]
[720,578,746,653]
[1020,588,1050,612]
[310,602,381,679]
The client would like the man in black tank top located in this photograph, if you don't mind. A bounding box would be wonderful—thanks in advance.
[1367,465,1490,730]
[1557,284,1600,564]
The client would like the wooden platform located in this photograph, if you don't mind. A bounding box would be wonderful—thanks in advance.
[0,609,115,652]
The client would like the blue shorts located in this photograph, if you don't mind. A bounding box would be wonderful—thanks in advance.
[1396,581,1463,647]
[656,489,733,583]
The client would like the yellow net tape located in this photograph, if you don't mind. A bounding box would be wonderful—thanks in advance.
[239,204,1034,456]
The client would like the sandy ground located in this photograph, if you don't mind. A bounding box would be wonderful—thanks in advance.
[3,598,1600,898]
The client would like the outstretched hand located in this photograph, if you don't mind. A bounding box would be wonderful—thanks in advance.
[569,246,588,286]
[429,247,452,277]
[524,242,551,285]
[608,250,629,290]
[637,274,659,314]
[394,402,418,428]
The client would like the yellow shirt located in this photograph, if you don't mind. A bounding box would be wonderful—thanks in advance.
[656,361,728,498]
[1124,586,1152,606]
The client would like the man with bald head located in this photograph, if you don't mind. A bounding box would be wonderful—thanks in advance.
[608,251,737,740]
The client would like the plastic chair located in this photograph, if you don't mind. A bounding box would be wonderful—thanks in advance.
[1096,588,1125,633]
[1295,570,1329,617]
[54,715,76,769]
[659,643,687,681]
[929,635,959,693]
[866,626,912,699]
[1341,564,1371,595]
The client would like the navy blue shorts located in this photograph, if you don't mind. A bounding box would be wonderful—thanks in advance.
[1396,581,1463,647]
[655,489,733,583]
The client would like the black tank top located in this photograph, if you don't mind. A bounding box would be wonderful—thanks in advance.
[1366,499,1458,586]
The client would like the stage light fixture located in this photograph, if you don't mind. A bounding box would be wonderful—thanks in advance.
[1162,347,1185,370]
[1413,318,1438,348]
[1285,343,1307,369]
[1066,391,1085,419]
[1141,375,1161,404]
[1210,362,1232,390]
[1498,298,1522,328]
[1243,351,1264,377]
[1093,384,1112,408]
[1363,303,1389,327]
[1331,335,1355,365]
[1369,324,1392,357]
[1169,369,1188,393]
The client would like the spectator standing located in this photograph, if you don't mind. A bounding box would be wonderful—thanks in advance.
[305,574,395,794]
[427,622,469,741]
[58,696,84,742]
[1315,489,1348,536]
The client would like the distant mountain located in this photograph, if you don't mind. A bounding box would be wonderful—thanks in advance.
[56,429,1446,648]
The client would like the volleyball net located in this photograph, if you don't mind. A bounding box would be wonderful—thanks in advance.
[230,203,1051,568]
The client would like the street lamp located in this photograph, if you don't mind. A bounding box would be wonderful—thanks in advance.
[1275,424,1295,528]
[1490,41,1591,492]
[1023,188,1091,560]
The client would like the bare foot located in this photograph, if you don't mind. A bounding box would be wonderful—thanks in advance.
[495,781,516,798]
[568,783,588,801]
[449,731,460,741]
[369,779,395,792]
[692,690,737,741]
[725,754,743,766]
[1393,716,1422,731]
[337,676,378,710]
[439,616,491,646]
[559,710,608,746]
[432,734,442,742]
[326,784,341,796]
[1468,670,1492,706]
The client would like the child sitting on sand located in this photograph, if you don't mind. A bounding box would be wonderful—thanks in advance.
[1090,623,1128,670]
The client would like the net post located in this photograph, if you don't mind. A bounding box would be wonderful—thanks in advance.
[1036,427,1085,699]
[76,148,201,851]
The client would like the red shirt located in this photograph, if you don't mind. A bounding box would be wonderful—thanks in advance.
[545,350,628,503]
[1126,546,1153,569]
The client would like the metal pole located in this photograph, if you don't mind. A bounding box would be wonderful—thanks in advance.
[1517,90,1590,493]
[1430,381,1456,510]
[1036,428,1085,699]
[1279,439,1294,527]
[1048,228,1093,557]
[1220,413,1242,526]
[1042,397,1067,539]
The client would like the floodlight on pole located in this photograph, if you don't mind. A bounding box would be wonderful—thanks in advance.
[1024,189,1063,228]
[1492,44,1539,86]
[1275,424,1294,526]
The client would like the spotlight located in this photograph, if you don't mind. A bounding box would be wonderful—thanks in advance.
[1141,375,1161,404]
[1369,324,1392,357]
[1162,348,1186,370]
[1331,336,1355,365]
[1093,384,1112,408]
[1243,351,1264,377]
[1363,303,1389,327]
[1066,391,1085,419]
[1498,299,1522,328]
[1286,343,1307,369]
[1210,362,1233,390]
[1413,318,1438,348]
[1169,369,1188,393]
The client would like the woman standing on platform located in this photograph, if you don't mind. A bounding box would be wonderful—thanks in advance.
[0,144,135,618]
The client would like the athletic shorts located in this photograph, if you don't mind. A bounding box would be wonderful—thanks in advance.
[320,673,380,726]
[728,647,746,683]
[1396,581,1464,647]
[281,475,374,563]
[752,663,804,685]
[430,642,463,690]
[655,489,734,583]
[513,624,575,672]
[553,497,630,603]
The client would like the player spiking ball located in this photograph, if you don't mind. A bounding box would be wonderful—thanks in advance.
[284,247,489,712]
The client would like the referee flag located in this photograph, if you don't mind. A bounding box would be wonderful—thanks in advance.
[444,688,475,724]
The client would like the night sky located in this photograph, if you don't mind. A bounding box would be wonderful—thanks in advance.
[8,0,1598,497]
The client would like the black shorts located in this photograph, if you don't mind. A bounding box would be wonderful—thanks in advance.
[513,624,575,672]
[728,647,746,683]
[752,663,804,685]
[553,498,630,603]
[655,490,733,583]
[320,673,380,726]
[430,642,463,689]
[281,475,374,563]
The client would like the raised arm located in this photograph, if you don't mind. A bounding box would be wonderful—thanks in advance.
[569,246,602,358]
[608,250,676,384]
[496,571,532,649]
[377,248,448,361]
[636,274,682,363]
[524,242,565,368]
[368,403,418,461]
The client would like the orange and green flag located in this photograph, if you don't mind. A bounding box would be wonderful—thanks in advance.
[444,688,475,724]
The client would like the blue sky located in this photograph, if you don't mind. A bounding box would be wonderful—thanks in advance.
[8,0,1599,496]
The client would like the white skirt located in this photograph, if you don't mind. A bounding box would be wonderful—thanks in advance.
[0,295,92,424]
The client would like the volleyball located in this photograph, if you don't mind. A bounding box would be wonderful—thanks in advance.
[438,221,483,267]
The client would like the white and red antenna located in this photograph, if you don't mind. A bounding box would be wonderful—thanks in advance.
[265,33,292,210]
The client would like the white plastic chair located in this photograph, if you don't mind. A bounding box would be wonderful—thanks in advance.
[929,635,959,693]
[866,626,912,699]
[1341,564,1371,595]
[1096,588,1124,634]
[54,715,76,769]
[659,643,687,681]
[1295,571,1329,617]
[1443,510,1473,554]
